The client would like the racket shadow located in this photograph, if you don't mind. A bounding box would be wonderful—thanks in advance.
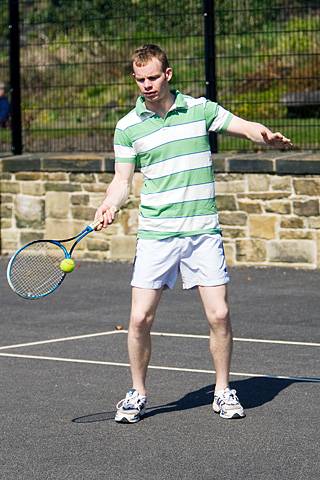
[71,377,312,423]
[72,411,116,423]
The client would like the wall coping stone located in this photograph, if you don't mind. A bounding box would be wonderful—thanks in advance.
[0,151,319,175]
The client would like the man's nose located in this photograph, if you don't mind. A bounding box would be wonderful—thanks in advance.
[144,79,152,89]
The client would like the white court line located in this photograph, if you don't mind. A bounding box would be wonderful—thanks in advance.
[134,330,320,347]
[0,352,319,383]
[0,329,319,351]
[0,330,118,351]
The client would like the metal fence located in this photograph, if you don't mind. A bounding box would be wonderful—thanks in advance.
[216,0,320,152]
[0,0,319,154]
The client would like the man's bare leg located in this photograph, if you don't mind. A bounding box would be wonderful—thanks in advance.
[128,287,163,396]
[198,285,232,392]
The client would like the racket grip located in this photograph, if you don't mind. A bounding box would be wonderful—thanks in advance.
[89,217,104,230]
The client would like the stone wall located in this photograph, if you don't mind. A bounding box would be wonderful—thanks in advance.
[1,152,320,268]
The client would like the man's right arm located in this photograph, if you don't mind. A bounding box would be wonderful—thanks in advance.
[94,162,135,230]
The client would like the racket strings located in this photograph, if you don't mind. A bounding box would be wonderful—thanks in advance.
[9,242,66,298]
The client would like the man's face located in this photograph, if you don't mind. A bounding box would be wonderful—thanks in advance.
[132,57,172,103]
[0,87,5,97]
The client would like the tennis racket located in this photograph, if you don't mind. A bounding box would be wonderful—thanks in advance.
[7,218,103,300]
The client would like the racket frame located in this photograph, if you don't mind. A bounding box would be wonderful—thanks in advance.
[7,220,99,299]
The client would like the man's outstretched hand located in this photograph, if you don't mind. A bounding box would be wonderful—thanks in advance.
[261,131,293,149]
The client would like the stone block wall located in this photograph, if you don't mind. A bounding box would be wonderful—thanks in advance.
[0,170,137,261]
[1,152,320,268]
[215,173,319,267]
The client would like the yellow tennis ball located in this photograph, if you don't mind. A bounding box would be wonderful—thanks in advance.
[60,258,75,273]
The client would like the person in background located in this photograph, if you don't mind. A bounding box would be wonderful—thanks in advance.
[0,82,10,128]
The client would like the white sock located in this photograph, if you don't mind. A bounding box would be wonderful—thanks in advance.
[214,386,229,396]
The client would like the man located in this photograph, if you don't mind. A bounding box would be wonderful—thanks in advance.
[95,44,292,423]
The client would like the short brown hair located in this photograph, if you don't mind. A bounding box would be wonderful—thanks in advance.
[131,44,169,72]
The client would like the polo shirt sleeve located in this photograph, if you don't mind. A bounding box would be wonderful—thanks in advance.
[204,100,233,133]
[114,127,136,164]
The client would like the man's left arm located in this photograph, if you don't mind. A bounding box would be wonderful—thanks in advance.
[225,115,293,149]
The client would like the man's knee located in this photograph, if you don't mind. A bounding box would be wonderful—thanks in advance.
[207,304,230,330]
[129,309,155,332]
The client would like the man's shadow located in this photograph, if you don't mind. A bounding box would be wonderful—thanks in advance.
[72,376,316,423]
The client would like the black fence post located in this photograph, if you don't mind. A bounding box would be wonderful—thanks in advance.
[203,0,217,153]
[8,0,22,155]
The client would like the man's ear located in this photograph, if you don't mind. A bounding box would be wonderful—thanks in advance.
[165,68,173,82]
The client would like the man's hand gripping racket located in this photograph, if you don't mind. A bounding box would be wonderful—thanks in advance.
[6,215,107,300]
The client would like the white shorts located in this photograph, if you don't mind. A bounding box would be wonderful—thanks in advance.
[131,234,230,290]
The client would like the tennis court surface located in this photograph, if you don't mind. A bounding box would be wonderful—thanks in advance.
[0,259,319,480]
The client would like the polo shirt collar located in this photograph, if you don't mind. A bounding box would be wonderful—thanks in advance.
[135,90,187,118]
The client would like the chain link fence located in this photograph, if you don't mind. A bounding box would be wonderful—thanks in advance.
[0,0,319,154]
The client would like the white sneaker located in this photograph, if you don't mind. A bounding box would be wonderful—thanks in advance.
[115,388,147,423]
[212,387,245,419]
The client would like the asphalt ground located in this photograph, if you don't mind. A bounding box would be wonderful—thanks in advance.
[0,258,319,480]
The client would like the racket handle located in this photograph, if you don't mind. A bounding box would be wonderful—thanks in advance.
[89,217,104,230]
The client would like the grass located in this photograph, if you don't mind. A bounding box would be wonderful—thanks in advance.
[1,117,318,154]
[219,118,320,151]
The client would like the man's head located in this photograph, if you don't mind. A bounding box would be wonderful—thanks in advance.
[131,44,173,103]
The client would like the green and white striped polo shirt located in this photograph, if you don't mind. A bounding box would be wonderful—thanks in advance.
[114,90,233,240]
